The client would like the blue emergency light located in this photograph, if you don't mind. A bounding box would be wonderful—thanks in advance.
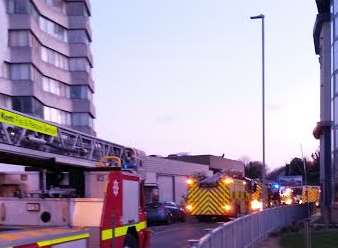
[272,183,280,189]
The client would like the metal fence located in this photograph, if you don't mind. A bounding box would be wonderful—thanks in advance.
[189,205,309,248]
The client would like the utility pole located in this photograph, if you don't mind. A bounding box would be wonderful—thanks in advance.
[250,14,266,183]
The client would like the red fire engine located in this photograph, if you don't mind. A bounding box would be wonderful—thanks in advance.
[0,159,150,248]
[0,108,150,248]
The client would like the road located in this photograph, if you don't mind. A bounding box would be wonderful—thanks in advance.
[149,218,222,248]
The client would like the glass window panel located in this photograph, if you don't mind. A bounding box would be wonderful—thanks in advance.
[70,58,90,72]
[72,113,93,127]
[335,97,338,125]
[7,0,14,13]
[14,1,29,14]
[41,46,69,70]
[10,64,31,80]
[12,97,42,117]
[0,94,11,108]
[38,16,68,42]
[41,47,48,62]
[334,41,338,70]
[9,31,29,47]
[70,86,92,99]
[42,76,70,97]
[44,106,70,125]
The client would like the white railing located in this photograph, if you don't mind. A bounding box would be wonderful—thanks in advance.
[189,205,309,248]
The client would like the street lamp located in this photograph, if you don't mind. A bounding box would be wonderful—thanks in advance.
[250,14,266,183]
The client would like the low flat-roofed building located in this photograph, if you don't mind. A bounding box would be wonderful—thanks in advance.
[167,154,245,176]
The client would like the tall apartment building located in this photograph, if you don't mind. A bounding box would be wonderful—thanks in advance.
[0,0,95,135]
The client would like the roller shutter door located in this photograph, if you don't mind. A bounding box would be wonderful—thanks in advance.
[158,175,174,202]
[175,176,188,204]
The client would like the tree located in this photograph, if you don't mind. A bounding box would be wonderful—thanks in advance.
[245,161,265,180]
[266,166,285,181]
[286,157,304,176]
[284,153,320,185]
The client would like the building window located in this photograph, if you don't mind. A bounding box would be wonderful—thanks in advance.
[8,0,68,42]
[70,85,92,100]
[68,30,90,45]
[7,0,30,14]
[69,58,90,72]
[12,97,43,118]
[1,63,9,79]
[9,31,30,47]
[39,16,68,42]
[44,106,71,125]
[42,76,70,97]
[10,64,31,80]
[0,94,11,109]
[66,2,89,16]
[72,113,93,127]
[41,46,69,70]
[43,0,66,14]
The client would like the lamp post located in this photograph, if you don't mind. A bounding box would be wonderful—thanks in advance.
[250,14,266,183]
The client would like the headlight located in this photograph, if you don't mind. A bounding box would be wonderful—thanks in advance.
[285,188,292,196]
[223,178,234,184]
[251,200,263,211]
[186,179,194,185]
[223,204,232,212]
[185,205,193,211]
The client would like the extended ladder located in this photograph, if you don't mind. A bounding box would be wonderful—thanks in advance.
[0,107,142,168]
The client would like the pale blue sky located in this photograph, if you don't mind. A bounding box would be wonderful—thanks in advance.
[91,1,319,170]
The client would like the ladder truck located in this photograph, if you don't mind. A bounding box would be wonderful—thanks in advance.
[0,107,150,248]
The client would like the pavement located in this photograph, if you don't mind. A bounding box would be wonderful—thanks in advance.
[149,217,222,248]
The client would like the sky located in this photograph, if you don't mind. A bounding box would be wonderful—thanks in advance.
[91,0,319,171]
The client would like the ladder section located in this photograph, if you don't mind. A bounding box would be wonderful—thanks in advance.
[0,108,136,167]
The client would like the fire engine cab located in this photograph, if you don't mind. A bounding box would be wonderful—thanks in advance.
[0,160,149,248]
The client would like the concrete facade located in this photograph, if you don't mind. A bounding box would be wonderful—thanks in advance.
[0,0,95,135]
[314,0,336,223]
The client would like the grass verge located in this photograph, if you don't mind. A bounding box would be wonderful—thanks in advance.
[279,230,338,248]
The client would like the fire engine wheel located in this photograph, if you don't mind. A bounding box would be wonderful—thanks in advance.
[123,232,138,248]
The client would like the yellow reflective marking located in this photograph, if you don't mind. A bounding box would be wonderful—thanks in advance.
[37,233,89,247]
[101,221,147,241]
[0,109,57,136]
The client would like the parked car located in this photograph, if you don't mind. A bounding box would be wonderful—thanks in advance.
[146,201,186,225]
[162,201,186,222]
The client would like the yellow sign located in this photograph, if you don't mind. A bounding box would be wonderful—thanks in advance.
[0,109,57,137]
